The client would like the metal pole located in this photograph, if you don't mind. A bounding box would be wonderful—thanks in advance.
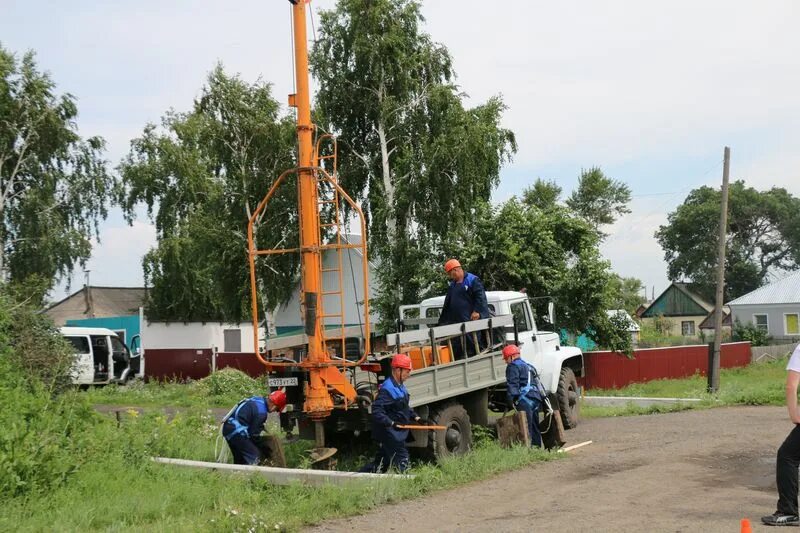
[708,146,730,393]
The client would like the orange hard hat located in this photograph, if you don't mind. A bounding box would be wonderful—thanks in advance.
[268,389,288,412]
[444,259,461,273]
[502,344,520,361]
[391,353,413,370]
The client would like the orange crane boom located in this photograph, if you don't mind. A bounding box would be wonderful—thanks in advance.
[246,0,371,451]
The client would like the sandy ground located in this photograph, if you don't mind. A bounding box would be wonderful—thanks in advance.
[308,406,794,533]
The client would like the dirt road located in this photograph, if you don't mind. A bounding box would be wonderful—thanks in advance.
[309,406,791,532]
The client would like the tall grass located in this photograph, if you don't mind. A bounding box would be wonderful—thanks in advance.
[84,368,269,408]
[581,357,790,418]
[0,404,555,532]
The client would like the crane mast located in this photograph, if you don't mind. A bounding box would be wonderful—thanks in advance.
[246,0,371,454]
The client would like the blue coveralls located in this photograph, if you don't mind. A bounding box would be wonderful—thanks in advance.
[359,376,419,473]
[222,396,271,465]
[437,272,490,359]
[506,358,544,447]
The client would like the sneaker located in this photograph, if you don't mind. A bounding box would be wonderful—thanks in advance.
[762,513,800,526]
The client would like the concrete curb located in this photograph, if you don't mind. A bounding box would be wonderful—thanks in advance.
[583,396,704,408]
[152,457,414,486]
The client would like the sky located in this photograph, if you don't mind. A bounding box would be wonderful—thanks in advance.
[2,0,799,302]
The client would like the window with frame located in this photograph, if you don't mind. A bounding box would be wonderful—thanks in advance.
[510,301,532,332]
[786,313,800,336]
[223,329,241,352]
[754,314,769,332]
[681,321,695,336]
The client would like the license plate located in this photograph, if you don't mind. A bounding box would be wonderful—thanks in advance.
[269,377,298,387]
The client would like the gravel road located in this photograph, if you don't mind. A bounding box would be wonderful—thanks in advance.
[309,406,791,532]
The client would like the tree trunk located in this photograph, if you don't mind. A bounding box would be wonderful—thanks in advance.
[376,119,396,242]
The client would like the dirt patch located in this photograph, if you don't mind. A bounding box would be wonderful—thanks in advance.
[309,406,791,532]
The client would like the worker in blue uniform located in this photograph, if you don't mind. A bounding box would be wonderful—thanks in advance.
[503,344,543,448]
[222,389,287,465]
[359,354,421,473]
[437,259,490,359]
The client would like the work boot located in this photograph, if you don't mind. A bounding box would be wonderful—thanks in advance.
[762,512,800,526]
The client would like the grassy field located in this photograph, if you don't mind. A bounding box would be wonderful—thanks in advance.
[6,360,789,531]
[581,356,788,419]
[1,405,554,532]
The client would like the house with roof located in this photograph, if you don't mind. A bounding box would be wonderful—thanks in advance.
[698,306,732,338]
[639,282,713,337]
[44,286,147,346]
[727,271,800,341]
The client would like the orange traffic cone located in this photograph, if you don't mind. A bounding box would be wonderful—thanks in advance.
[740,518,752,533]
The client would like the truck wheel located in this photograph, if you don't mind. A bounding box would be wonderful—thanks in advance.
[557,367,580,429]
[427,403,472,462]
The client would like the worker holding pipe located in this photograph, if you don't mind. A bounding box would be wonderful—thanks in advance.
[359,354,422,473]
[222,389,287,465]
[503,344,544,448]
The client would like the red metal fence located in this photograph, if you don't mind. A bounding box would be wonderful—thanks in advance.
[581,341,752,390]
[144,350,267,381]
[145,342,753,389]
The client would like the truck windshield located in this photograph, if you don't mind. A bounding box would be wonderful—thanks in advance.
[65,336,90,354]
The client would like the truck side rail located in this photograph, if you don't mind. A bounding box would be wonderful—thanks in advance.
[387,315,513,348]
[406,349,507,407]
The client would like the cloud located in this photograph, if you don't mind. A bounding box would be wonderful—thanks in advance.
[8,0,799,302]
[53,215,156,299]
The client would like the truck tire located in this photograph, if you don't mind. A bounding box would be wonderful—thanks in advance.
[427,403,472,462]
[557,367,580,429]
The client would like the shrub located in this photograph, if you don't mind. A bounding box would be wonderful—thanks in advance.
[0,283,76,392]
[195,367,266,400]
[732,318,771,346]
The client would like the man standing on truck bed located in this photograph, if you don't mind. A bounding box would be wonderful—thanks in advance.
[437,259,490,358]
[359,354,422,473]
[222,389,287,465]
[503,344,543,448]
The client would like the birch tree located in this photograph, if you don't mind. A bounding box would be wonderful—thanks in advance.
[310,0,516,324]
[0,46,112,295]
[118,66,297,321]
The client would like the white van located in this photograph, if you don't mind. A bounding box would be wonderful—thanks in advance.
[60,327,143,385]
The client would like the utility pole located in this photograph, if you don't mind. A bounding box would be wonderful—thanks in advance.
[708,147,731,393]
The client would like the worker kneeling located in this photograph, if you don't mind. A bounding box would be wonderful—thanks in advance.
[222,389,287,465]
[503,344,544,448]
[359,354,421,473]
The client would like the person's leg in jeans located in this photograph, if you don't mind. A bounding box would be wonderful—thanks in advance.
[776,425,800,516]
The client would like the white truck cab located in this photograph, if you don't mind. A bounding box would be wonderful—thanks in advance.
[410,290,583,428]
[60,327,143,385]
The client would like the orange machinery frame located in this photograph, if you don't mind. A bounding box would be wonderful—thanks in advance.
[246,0,371,447]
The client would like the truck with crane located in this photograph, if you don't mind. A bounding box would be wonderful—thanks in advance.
[246,0,583,463]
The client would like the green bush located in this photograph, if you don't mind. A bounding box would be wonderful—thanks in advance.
[733,318,771,346]
[0,282,76,392]
[195,367,267,400]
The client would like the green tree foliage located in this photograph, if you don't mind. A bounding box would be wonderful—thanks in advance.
[118,66,297,321]
[521,178,562,211]
[606,274,646,315]
[0,46,113,296]
[565,167,631,235]
[310,0,516,325]
[656,181,800,302]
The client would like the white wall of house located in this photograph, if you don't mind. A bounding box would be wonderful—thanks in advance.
[274,242,378,329]
[142,321,265,352]
[729,303,800,340]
